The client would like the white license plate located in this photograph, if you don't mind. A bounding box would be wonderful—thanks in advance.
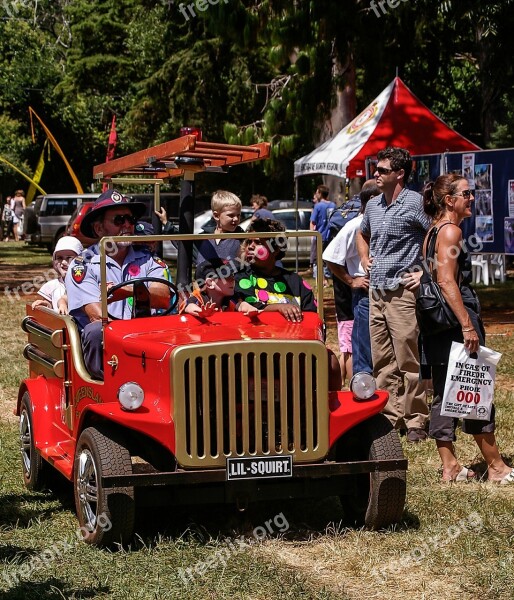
[226,456,293,481]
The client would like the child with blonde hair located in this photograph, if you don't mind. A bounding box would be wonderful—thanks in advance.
[195,190,243,264]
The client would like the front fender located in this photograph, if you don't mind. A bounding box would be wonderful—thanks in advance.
[328,390,389,448]
[77,403,176,456]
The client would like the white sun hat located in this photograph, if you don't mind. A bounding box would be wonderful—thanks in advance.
[53,236,84,258]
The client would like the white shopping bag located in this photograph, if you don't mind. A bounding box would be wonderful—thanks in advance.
[441,342,502,420]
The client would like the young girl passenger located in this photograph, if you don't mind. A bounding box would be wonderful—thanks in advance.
[32,236,83,314]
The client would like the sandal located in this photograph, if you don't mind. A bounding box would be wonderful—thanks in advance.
[498,468,514,485]
[442,466,475,483]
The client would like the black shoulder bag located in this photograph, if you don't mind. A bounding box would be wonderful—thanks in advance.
[415,225,459,336]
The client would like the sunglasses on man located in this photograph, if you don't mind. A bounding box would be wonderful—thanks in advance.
[375,166,396,175]
[109,214,138,226]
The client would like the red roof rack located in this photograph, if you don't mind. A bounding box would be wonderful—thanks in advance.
[93,135,270,181]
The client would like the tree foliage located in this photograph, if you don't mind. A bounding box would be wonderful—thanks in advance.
[1,0,514,198]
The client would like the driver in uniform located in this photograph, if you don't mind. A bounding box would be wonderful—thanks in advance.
[65,189,171,379]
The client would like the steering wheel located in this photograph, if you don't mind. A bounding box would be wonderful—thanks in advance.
[106,277,179,319]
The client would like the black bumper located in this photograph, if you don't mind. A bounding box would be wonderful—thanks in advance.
[101,458,408,488]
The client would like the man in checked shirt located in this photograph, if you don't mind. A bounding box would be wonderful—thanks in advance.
[357,147,432,442]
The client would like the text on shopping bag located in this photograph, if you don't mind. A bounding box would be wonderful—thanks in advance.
[441,342,502,421]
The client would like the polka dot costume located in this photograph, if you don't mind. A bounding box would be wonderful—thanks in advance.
[235,268,316,311]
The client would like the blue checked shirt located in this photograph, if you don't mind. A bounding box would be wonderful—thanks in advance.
[360,188,432,290]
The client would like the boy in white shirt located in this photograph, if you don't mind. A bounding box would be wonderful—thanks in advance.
[32,236,83,314]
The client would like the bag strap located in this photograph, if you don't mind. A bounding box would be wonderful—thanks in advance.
[425,222,461,280]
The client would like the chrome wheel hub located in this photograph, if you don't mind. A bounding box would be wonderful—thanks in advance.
[76,449,98,532]
[19,409,32,475]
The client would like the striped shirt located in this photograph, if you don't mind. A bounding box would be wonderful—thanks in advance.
[360,188,431,290]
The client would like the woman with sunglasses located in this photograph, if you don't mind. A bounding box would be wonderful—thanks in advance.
[420,174,513,484]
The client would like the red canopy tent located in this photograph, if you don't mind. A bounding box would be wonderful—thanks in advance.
[294,77,480,180]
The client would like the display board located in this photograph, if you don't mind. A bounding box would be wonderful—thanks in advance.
[367,149,514,255]
[444,149,514,255]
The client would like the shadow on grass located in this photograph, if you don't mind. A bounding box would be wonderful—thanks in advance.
[0,493,61,530]
[0,544,38,563]
[131,494,419,548]
[0,578,109,599]
[0,470,75,531]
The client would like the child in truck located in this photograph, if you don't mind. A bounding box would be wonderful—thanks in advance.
[235,218,342,389]
[194,190,244,264]
[235,218,317,322]
[182,258,257,317]
[32,236,83,314]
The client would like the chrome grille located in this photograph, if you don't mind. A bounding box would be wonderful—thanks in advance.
[172,341,329,467]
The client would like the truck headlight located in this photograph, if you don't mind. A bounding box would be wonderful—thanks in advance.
[118,382,144,411]
[350,372,376,400]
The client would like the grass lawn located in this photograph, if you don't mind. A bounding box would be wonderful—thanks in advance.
[1,244,513,599]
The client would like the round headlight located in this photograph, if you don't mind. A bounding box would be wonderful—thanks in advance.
[350,372,376,400]
[117,382,144,411]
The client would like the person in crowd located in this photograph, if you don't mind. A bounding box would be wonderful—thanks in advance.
[309,184,336,287]
[134,220,159,253]
[2,197,14,241]
[182,258,258,316]
[235,218,342,391]
[195,190,243,264]
[323,180,380,379]
[154,206,179,235]
[420,174,514,483]
[11,190,26,241]
[357,147,431,443]
[250,194,274,221]
[301,188,320,277]
[32,236,83,314]
[65,190,171,379]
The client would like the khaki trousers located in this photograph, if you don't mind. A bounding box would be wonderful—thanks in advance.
[369,286,428,429]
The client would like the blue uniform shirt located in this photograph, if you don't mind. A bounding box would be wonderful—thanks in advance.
[65,244,169,329]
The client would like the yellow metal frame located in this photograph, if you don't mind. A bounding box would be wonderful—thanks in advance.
[99,231,324,322]
[172,340,330,468]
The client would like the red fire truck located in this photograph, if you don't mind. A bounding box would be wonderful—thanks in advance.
[17,135,407,546]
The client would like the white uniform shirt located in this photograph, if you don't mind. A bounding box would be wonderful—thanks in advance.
[322,214,366,278]
[37,279,66,311]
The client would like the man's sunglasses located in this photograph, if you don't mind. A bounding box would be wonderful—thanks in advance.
[375,166,395,175]
[453,190,473,199]
[110,214,137,226]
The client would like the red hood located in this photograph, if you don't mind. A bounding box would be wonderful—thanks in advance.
[105,312,324,361]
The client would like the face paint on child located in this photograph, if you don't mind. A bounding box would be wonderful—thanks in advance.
[255,245,270,261]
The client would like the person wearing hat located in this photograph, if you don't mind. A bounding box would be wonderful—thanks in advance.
[32,236,84,314]
[65,189,171,379]
[181,257,257,317]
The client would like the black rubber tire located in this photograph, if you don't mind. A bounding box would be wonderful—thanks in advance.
[339,414,407,529]
[74,427,135,547]
[19,392,49,491]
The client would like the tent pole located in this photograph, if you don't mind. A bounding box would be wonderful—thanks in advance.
[295,176,299,271]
